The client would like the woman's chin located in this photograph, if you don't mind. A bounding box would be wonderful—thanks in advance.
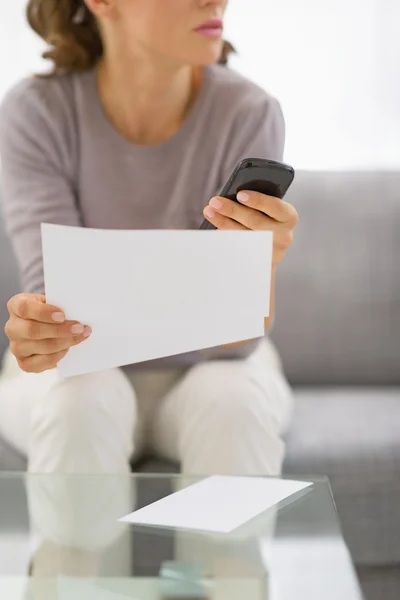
[186,39,225,66]
[194,50,225,66]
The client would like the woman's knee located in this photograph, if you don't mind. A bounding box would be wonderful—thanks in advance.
[29,368,137,474]
[182,361,289,432]
[179,363,287,475]
[32,368,136,430]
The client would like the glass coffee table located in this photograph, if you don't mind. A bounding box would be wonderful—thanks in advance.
[0,474,363,599]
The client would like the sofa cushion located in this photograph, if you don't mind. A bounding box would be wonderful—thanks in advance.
[357,566,400,600]
[271,170,400,386]
[283,387,400,566]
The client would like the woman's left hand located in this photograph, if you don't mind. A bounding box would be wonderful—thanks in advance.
[203,191,299,266]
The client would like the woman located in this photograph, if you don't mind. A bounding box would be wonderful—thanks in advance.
[0,0,298,477]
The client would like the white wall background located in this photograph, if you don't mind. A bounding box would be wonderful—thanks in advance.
[225,0,400,169]
[0,2,46,94]
[0,0,399,170]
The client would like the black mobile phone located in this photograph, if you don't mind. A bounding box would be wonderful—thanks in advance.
[200,158,295,230]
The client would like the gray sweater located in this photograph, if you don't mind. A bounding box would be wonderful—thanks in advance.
[0,64,285,368]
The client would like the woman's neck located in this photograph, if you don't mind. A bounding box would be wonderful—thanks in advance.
[97,55,202,146]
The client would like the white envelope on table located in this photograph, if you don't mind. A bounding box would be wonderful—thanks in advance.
[119,475,313,534]
[42,225,273,378]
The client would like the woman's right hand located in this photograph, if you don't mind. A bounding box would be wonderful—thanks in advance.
[5,293,92,373]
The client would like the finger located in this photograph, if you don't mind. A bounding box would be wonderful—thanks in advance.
[18,349,69,374]
[203,206,248,230]
[10,333,90,359]
[208,197,274,230]
[237,191,299,225]
[8,294,66,324]
[207,197,290,232]
[8,316,91,341]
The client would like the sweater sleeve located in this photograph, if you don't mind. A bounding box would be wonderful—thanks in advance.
[0,79,81,295]
[221,94,286,184]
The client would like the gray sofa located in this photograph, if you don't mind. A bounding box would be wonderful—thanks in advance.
[1,171,399,600]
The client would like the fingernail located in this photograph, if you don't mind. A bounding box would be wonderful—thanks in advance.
[83,326,92,338]
[52,312,65,323]
[71,324,84,335]
[209,197,223,210]
[237,191,249,202]
[204,206,216,219]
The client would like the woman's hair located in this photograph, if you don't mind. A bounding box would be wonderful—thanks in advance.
[27,0,235,75]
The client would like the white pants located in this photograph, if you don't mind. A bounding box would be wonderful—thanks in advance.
[0,338,292,476]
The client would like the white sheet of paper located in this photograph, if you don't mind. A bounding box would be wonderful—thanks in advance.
[42,225,273,377]
[119,476,312,534]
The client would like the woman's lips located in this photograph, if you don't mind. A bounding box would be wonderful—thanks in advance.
[194,19,224,39]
